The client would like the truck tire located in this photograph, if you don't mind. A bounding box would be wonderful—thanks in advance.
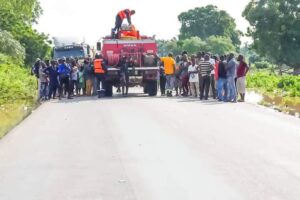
[105,82,113,97]
[147,80,157,96]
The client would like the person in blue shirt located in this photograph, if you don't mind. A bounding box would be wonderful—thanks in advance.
[226,53,238,102]
[57,57,72,100]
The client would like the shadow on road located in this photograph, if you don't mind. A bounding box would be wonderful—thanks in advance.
[50,91,227,106]
[47,87,230,105]
[50,92,151,104]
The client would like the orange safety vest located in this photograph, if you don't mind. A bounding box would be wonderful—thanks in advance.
[118,9,130,20]
[94,59,105,74]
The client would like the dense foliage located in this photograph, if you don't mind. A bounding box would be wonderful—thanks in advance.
[0,30,25,65]
[0,54,37,104]
[157,36,236,56]
[205,36,236,56]
[243,0,300,74]
[0,0,46,103]
[178,5,241,47]
[247,73,300,97]
[0,0,50,65]
[0,0,43,137]
[253,61,273,69]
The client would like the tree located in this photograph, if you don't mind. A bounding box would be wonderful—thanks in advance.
[205,36,236,55]
[157,36,237,56]
[182,37,206,54]
[0,0,42,23]
[178,5,242,47]
[157,39,182,56]
[243,0,300,75]
[0,0,50,65]
[0,30,25,64]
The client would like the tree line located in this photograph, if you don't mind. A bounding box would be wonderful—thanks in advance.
[0,0,299,74]
[0,0,47,104]
[159,1,300,75]
[0,0,50,66]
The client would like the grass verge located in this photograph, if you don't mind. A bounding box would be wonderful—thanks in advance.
[0,100,37,138]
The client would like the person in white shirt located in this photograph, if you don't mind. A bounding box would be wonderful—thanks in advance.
[188,56,199,97]
[209,53,217,99]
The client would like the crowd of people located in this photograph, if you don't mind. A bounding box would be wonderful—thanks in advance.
[32,53,140,101]
[32,55,106,101]
[159,51,249,102]
[32,50,249,103]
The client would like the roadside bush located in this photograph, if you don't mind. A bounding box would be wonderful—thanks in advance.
[0,30,25,65]
[247,72,300,97]
[277,76,300,97]
[0,53,36,104]
[254,61,272,69]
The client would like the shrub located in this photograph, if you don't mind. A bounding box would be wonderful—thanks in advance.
[0,53,36,104]
[254,61,272,69]
[247,72,300,97]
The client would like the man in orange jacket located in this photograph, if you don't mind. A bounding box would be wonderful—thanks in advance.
[112,9,136,37]
[93,54,106,98]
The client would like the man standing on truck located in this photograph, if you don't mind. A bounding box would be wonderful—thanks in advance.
[160,53,176,97]
[112,9,136,37]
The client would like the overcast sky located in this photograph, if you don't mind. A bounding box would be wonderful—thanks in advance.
[35,0,251,45]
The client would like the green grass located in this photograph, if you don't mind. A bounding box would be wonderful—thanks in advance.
[0,101,36,138]
[0,53,37,138]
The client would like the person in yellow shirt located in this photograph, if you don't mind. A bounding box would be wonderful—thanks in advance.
[160,53,176,97]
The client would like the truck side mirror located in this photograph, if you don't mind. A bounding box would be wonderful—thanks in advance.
[96,42,101,51]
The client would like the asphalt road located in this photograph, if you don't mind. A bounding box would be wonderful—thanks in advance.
[0,90,300,200]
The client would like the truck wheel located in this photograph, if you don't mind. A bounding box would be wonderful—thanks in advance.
[105,82,113,97]
[147,80,157,96]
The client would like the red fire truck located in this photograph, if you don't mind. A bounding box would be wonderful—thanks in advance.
[96,26,159,96]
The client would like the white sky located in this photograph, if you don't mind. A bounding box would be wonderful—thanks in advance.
[35,0,251,45]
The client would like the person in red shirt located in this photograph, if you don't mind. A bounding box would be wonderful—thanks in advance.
[236,55,249,102]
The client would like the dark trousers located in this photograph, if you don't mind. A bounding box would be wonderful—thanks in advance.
[95,74,105,91]
[210,74,216,99]
[181,75,189,95]
[120,73,129,95]
[70,80,77,96]
[59,76,70,98]
[200,75,211,100]
[113,15,123,32]
[48,83,58,99]
[160,75,166,95]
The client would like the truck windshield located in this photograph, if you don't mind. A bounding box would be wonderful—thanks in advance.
[53,47,85,59]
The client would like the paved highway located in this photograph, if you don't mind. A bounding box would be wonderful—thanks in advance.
[0,90,300,200]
